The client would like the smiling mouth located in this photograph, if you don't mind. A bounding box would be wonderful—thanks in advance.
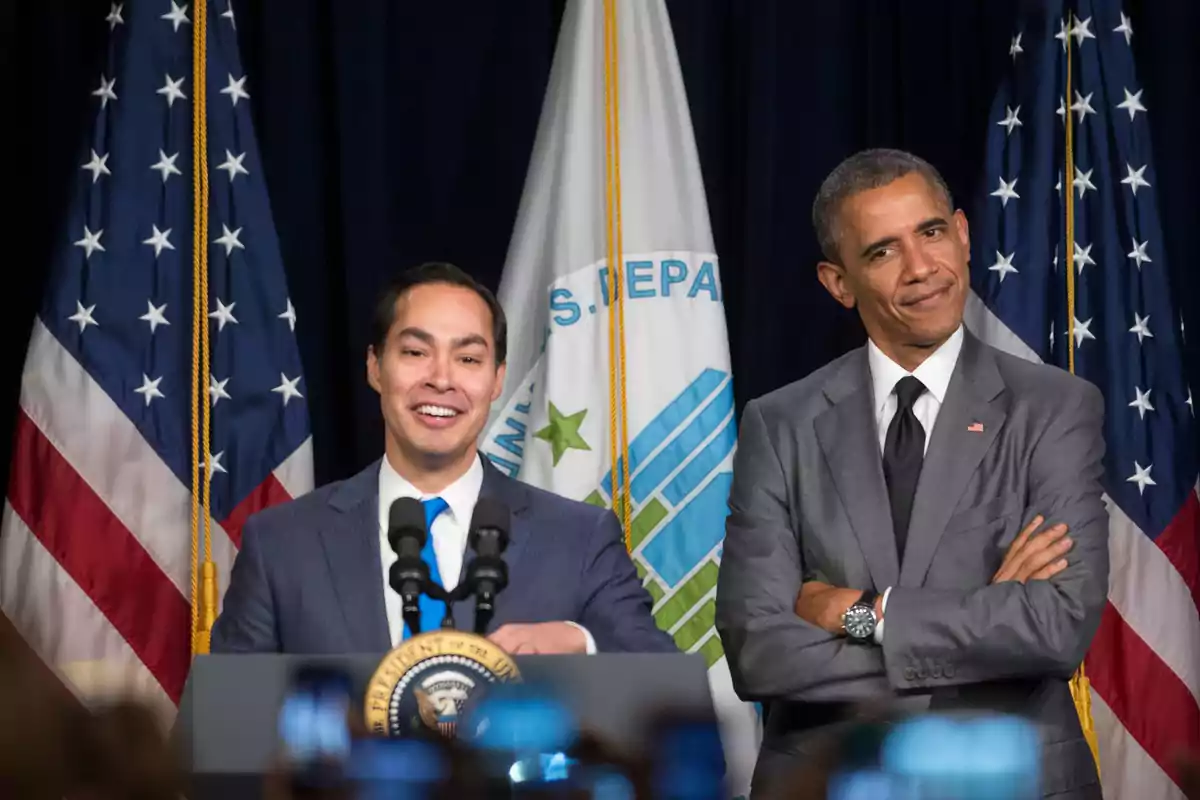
[414,404,462,419]
[903,285,951,307]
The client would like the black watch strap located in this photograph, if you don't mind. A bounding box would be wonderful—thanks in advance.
[857,588,878,609]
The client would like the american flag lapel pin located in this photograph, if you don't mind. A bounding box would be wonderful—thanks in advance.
[967,422,984,433]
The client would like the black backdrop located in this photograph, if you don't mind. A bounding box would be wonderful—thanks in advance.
[10,0,1200,490]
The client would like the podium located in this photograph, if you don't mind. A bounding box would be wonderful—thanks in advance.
[174,652,717,799]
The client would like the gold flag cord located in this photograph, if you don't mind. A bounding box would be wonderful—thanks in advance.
[1064,16,1100,775]
[190,0,216,656]
[602,0,633,551]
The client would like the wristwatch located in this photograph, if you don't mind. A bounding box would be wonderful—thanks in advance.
[841,589,879,641]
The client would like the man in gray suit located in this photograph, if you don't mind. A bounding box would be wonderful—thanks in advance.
[212,262,675,656]
[715,149,1108,798]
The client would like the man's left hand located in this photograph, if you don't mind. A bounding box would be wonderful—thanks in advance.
[487,622,587,654]
[794,581,882,635]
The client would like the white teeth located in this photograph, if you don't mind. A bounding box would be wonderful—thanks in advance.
[416,405,459,418]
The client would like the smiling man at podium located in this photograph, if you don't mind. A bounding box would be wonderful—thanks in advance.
[211,262,675,656]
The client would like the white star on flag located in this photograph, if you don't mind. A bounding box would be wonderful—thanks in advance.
[221,74,250,106]
[213,224,245,256]
[92,75,117,108]
[68,301,98,332]
[157,74,187,107]
[1069,15,1095,46]
[1073,242,1095,274]
[1121,163,1150,195]
[162,1,190,32]
[134,374,165,406]
[1055,19,1069,52]
[143,225,175,258]
[81,150,111,183]
[106,3,124,29]
[1072,91,1096,122]
[998,105,1023,135]
[216,150,249,181]
[1128,239,1152,270]
[1189,388,1195,417]
[1129,387,1155,420]
[1072,317,1096,348]
[1117,87,1147,121]
[1073,166,1096,198]
[139,300,170,333]
[221,2,236,28]
[272,373,304,406]
[988,251,1018,283]
[209,375,232,406]
[991,176,1019,207]
[199,451,228,476]
[1009,32,1023,60]
[1129,313,1153,344]
[1114,12,1133,46]
[151,149,182,183]
[209,298,239,331]
[279,299,298,332]
[1126,461,1156,495]
[74,225,105,259]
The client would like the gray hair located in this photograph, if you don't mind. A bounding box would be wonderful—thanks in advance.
[811,148,954,263]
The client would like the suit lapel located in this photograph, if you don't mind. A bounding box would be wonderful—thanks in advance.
[899,332,1007,586]
[321,462,391,653]
[450,455,532,632]
[814,350,901,591]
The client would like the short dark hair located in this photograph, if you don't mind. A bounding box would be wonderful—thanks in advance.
[369,262,507,364]
[811,148,954,263]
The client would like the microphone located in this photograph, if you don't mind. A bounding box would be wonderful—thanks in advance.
[387,497,429,636]
[466,498,510,634]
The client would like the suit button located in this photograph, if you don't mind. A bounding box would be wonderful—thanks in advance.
[904,667,916,681]
[945,663,956,678]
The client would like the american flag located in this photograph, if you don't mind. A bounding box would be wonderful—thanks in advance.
[965,1,1200,796]
[0,0,313,715]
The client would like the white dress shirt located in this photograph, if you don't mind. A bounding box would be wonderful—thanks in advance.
[377,453,595,652]
[864,324,965,642]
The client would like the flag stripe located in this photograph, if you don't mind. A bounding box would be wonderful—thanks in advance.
[1086,603,1200,791]
[20,319,238,597]
[218,472,292,549]
[1106,495,1200,701]
[7,410,191,702]
[1089,692,1187,800]
[0,510,172,716]
[1154,492,1200,615]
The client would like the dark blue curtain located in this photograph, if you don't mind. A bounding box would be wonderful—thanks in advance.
[9,0,1200,490]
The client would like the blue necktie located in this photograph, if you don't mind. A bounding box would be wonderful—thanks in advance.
[402,497,449,639]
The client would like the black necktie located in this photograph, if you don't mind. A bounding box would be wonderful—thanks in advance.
[883,376,927,560]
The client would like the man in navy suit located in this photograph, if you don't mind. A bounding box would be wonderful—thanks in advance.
[211,262,676,655]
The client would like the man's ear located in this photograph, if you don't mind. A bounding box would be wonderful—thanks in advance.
[953,208,970,251]
[366,346,382,394]
[491,362,507,403]
[816,260,857,310]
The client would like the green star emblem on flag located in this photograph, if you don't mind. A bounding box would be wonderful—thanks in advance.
[534,402,591,466]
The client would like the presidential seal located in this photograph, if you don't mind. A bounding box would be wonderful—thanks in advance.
[363,629,520,739]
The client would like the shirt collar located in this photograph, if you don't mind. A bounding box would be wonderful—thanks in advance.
[377,453,485,531]
[867,324,964,416]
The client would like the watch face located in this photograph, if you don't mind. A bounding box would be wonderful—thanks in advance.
[844,605,876,639]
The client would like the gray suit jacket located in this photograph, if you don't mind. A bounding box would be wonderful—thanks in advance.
[211,455,677,655]
[715,330,1108,798]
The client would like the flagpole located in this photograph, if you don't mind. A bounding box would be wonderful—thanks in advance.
[602,0,633,550]
[191,0,216,656]
[1063,7,1100,776]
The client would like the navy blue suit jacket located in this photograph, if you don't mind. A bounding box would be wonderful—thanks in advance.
[210,456,678,655]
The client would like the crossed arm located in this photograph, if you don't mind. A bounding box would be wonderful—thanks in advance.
[715,384,1109,701]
